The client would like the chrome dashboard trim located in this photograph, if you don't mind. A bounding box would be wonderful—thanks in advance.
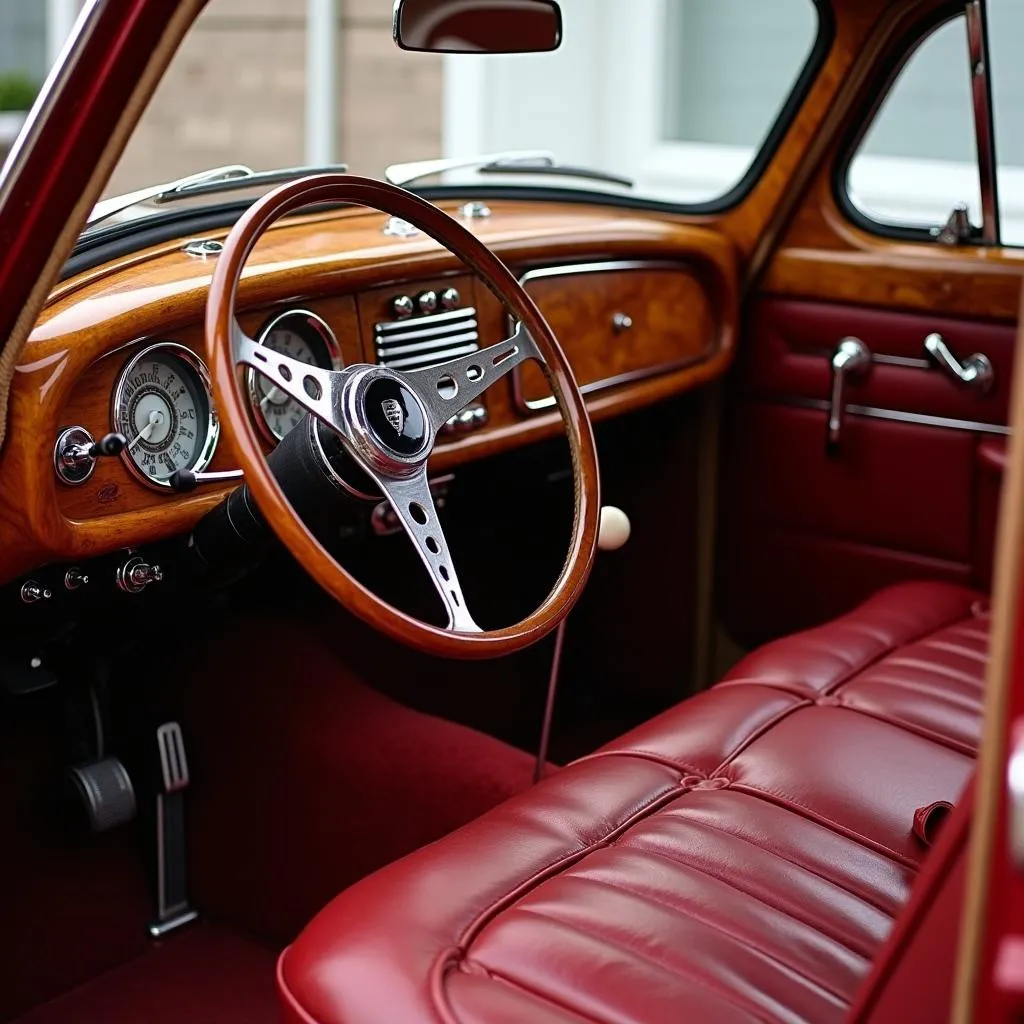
[784,395,1011,436]
[870,353,933,370]
[519,259,689,285]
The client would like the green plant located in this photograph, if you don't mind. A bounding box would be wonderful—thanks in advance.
[0,71,39,113]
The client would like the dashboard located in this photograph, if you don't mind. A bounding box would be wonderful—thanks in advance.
[0,200,738,589]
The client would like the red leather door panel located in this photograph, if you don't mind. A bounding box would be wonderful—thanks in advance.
[719,298,1015,648]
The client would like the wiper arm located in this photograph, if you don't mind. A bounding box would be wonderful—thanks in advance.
[385,152,633,190]
[87,163,350,230]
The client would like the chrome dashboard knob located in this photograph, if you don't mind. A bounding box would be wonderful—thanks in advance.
[117,556,164,595]
[440,287,461,310]
[391,295,415,319]
[64,568,90,591]
[21,581,52,604]
[417,290,439,315]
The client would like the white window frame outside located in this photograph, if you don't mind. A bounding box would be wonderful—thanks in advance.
[442,0,824,207]
[443,0,1024,244]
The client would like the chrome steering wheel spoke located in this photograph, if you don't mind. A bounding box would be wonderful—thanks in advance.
[368,466,480,633]
[401,323,542,433]
[233,323,349,434]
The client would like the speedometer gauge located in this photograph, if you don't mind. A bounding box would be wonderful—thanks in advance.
[112,342,219,489]
[248,310,342,442]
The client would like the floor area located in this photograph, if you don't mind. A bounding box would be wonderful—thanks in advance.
[12,926,278,1024]
[0,615,542,1021]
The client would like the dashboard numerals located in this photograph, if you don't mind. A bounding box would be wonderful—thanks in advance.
[248,310,342,442]
[111,343,219,490]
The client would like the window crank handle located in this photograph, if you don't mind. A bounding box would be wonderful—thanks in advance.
[924,333,994,393]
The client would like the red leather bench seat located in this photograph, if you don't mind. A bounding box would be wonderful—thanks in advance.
[279,582,989,1024]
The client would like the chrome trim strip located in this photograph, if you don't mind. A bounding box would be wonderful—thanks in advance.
[802,348,934,371]
[374,307,476,335]
[785,395,1011,436]
[385,342,481,371]
[519,259,687,286]
[377,331,480,360]
[0,0,101,199]
[966,0,1000,243]
[375,318,479,347]
[872,353,933,370]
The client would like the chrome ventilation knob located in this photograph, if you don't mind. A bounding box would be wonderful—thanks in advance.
[391,295,415,319]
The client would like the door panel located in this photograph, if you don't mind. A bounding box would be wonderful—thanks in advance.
[720,297,1015,648]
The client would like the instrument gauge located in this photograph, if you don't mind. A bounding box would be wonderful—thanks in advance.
[111,342,219,489]
[248,310,342,442]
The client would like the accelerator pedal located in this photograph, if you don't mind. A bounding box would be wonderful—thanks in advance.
[148,721,199,938]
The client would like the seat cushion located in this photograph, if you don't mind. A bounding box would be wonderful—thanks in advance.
[278,582,989,1024]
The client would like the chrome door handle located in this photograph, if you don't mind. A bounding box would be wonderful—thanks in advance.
[924,333,994,393]
[827,337,871,455]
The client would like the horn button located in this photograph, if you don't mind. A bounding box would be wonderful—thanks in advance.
[362,377,430,459]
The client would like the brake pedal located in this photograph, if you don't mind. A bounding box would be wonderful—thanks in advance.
[148,721,198,938]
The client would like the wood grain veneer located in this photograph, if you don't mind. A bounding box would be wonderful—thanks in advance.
[0,201,738,585]
[514,262,717,411]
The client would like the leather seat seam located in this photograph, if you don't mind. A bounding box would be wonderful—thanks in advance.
[563,872,868,1001]
[570,748,707,777]
[657,805,902,917]
[813,697,977,758]
[917,638,989,664]
[821,609,982,695]
[882,655,986,689]
[580,695,813,777]
[849,671,983,714]
[496,904,789,1024]
[460,961,615,1024]
[446,782,689,956]
[720,604,979,700]
[727,784,922,869]
[614,840,877,964]
[277,948,325,1024]
[712,698,812,773]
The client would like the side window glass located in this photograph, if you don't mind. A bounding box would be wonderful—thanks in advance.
[988,0,1024,246]
[846,17,982,237]
[659,0,820,203]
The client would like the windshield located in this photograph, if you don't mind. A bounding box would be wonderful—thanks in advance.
[0,0,824,218]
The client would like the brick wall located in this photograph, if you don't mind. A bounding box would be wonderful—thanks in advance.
[105,0,443,197]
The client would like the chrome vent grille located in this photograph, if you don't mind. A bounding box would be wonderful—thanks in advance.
[374,307,479,371]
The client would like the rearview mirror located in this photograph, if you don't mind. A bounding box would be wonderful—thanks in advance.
[393,0,563,54]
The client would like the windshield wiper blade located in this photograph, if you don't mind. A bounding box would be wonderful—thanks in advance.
[86,163,350,230]
[385,152,633,190]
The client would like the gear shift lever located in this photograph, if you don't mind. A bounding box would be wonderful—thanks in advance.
[534,506,632,782]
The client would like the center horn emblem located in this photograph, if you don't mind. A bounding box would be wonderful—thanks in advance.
[381,398,405,435]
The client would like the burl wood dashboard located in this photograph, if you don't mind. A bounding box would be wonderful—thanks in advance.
[0,200,738,584]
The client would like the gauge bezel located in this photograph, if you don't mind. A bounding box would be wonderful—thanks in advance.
[111,341,220,491]
[247,309,343,443]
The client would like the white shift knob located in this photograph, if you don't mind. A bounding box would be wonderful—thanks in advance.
[598,506,631,552]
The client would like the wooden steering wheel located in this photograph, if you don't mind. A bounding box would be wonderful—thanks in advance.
[207,175,600,659]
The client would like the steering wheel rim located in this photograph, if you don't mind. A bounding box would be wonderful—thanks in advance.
[207,174,600,659]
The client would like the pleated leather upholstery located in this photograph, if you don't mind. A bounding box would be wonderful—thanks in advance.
[279,582,987,1024]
